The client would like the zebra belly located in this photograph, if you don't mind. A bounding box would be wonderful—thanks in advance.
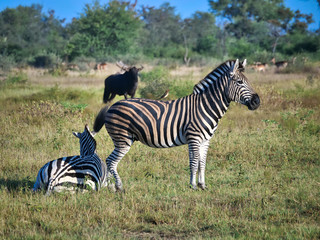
[51,176,98,192]
[139,133,188,148]
[106,122,188,148]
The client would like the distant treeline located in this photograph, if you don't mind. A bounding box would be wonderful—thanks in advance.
[0,0,319,70]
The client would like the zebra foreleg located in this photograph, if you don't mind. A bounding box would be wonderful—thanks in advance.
[188,142,200,190]
[198,140,210,190]
[106,146,130,191]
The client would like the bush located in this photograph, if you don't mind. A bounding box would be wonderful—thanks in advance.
[72,56,96,71]
[250,50,273,64]
[227,38,255,59]
[139,67,195,100]
[277,61,319,74]
[170,79,195,98]
[139,67,171,99]
[32,53,62,69]
[3,72,28,85]
[0,54,16,72]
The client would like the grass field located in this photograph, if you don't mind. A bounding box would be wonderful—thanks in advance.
[0,65,319,239]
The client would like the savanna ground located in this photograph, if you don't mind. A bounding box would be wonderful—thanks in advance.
[0,62,319,239]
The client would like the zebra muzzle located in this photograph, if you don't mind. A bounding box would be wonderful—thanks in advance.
[247,94,260,110]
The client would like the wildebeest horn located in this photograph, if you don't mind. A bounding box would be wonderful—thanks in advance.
[116,61,129,71]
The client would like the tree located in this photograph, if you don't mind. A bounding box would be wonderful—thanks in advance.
[0,4,66,64]
[209,0,315,57]
[140,3,184,58]
[209,0,286,38]
[66,0,142,60]
[183,12,220,56]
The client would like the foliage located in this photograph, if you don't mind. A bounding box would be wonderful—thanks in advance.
[0,0,319,68]
[139,66,171,99]
[139,66,196,99]
[227,37,256,59]
[31,52,63,69]
[140,3,183,58]
[209,0,317,58]
[66,0,142,60]
[2,72,28,86]
[0,54,16,71]
[280,32,320,55]
[0,4,67,64]
[183,11,222,58]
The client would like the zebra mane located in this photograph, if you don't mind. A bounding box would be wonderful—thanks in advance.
[193,60,236,94]
[73,125,97,156]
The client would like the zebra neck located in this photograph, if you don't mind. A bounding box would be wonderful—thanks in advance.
[80,148,96,156]
[197,79,230,122]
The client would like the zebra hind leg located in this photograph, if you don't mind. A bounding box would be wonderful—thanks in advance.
[106,146,131,192]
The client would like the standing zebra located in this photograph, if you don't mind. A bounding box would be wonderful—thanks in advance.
[93,59,260,191]
[33,125,107,194]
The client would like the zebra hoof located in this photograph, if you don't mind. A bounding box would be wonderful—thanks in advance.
[198,183,206,190]
[190,184,197,190]
[108,183,116,192]
[115,184,123,192]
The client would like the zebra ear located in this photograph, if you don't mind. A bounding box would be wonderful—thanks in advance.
[242,59,247,68]
[231,59,239,76]
[84,124,96,137]
[73,132,81,138]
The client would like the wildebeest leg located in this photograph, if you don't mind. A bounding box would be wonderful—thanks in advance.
[109,93,116,102]
[198,140,210,190]
[124,93,128,99]
[130,90,136,98]
[103,90,111,103]
[106,146,131,191]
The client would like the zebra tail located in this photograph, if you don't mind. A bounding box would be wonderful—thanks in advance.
[93,105,109,133]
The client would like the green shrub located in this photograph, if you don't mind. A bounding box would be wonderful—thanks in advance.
[73,56,96,71]
[250,50,273,64]
[170,79,194,98]
[278,62,319,74]
[3,72,28,85]
[0,54,16,71]
[139,67,172,99]
[31,52,62,69]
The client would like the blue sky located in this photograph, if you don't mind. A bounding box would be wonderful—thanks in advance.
[0,0,319,31]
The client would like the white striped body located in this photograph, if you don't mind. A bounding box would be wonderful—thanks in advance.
[33,155,107,194]
[105,94,222,149]
[33,125,107,194]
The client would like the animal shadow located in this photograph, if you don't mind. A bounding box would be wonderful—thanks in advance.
[0,177,34,192]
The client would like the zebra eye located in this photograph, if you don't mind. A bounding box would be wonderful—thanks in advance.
[237,80,243,84]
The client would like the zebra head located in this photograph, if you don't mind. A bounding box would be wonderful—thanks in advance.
[73,124,97,156]
[228,59,260,110]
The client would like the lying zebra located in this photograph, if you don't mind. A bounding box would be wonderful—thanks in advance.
[33,125,107,194]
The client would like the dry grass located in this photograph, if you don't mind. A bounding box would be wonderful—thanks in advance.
[0,64,319,239]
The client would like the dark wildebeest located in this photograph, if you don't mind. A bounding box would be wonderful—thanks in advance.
[103,62,143,103]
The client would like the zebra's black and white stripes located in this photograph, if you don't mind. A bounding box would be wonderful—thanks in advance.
[33,125,107,194]
[94,59,260,190]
